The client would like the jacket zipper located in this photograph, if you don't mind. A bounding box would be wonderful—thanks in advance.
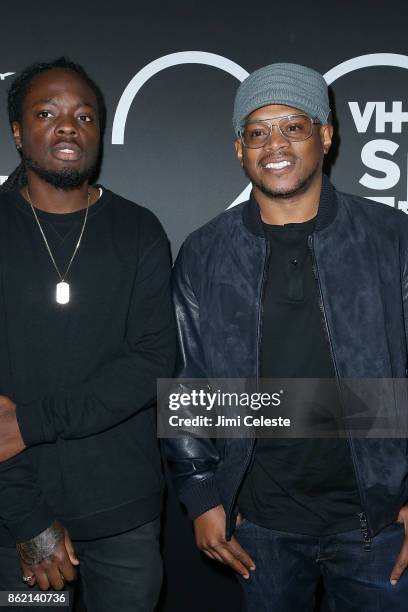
[308,234,372,551]
[225,240,269,538]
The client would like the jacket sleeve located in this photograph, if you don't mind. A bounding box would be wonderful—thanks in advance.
[16,233,176,445]
[401,213,408,373]
[0,453,55,543]
[163,241,222,520]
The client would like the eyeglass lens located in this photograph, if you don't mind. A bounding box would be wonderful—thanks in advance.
[241,115,314,147]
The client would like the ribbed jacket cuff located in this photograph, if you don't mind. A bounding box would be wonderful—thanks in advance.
[179,475,222,520]
[6,498,55,543]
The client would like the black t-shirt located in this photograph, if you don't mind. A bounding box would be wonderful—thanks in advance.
[238,217,362,535]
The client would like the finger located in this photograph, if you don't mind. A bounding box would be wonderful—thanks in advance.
[58,555,78,583]
[63,530,79,566]
[203,548,225,565]
[202,549,217,561]
[390,538,408,585]
[211,544,251,578]
[396,506,408,523]
[20,562,36,587]
[44,564,65,591]
[22,573,36,587]
[34,569,50,591]
[228,536,256,570]
[236,513,243,527]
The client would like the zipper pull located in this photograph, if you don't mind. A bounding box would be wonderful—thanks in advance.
[357,512,372,552]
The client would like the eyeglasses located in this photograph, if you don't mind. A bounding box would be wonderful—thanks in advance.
[239,114,321,148]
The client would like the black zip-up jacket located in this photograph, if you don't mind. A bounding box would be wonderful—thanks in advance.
[165,176,408,542]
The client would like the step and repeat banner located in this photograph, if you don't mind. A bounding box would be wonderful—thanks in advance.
[1,1,407,610]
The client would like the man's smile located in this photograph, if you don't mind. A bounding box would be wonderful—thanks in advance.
[259,154,296,174]
[263,160,292,170]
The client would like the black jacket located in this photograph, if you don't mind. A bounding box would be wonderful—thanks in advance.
[165,176,408,541]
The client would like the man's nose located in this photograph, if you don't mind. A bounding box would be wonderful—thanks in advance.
[55,116,78,136]
[264,124,288,149]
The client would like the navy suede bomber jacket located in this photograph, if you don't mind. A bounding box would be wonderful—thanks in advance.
[165,176,408,541]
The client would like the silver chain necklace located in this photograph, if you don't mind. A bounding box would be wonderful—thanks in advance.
[25,188,90,304]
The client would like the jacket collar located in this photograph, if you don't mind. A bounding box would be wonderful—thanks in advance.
[242,174,338,237]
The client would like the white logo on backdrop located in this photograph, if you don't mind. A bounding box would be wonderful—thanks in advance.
[1,72,15,183]
[112,51,250,208]
[324,53,408,212]
[113,52,408,211]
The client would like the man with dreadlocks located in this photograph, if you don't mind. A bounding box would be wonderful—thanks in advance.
[0,58,175,610]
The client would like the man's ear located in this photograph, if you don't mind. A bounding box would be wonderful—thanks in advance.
[321,124,334,155]
[234,137,244,167]
[12,122,22,150]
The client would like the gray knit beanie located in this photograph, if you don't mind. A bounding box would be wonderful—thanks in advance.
[233,63,330,136]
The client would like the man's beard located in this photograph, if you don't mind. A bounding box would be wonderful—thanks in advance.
[245,165,319,200]
[23,155,98,190]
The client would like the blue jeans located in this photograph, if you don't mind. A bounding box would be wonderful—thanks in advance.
[234,519,408,612]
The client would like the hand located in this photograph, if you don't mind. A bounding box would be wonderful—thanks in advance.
[17,521,79,590]
[0,395,26,461]
[390,504,408,585]
[193,504,256,579]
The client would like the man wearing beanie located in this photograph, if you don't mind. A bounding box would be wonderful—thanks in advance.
[165,62,408,610]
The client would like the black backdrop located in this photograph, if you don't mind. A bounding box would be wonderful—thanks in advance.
[1,1,408,609]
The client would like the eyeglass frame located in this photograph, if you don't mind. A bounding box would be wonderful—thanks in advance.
[238,113,322,148]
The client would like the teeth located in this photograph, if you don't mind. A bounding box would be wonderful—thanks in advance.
[60,149,75,153]
[265,161,291,169]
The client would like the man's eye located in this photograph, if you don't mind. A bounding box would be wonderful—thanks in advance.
[286,122,304,132]
[78,115,93,123]
[249,129,267,138]
[38,111,53,119]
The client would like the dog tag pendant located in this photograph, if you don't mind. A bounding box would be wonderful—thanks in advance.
[56,281,70,304]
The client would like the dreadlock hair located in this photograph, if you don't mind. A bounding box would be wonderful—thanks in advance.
[0,57,106,193]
